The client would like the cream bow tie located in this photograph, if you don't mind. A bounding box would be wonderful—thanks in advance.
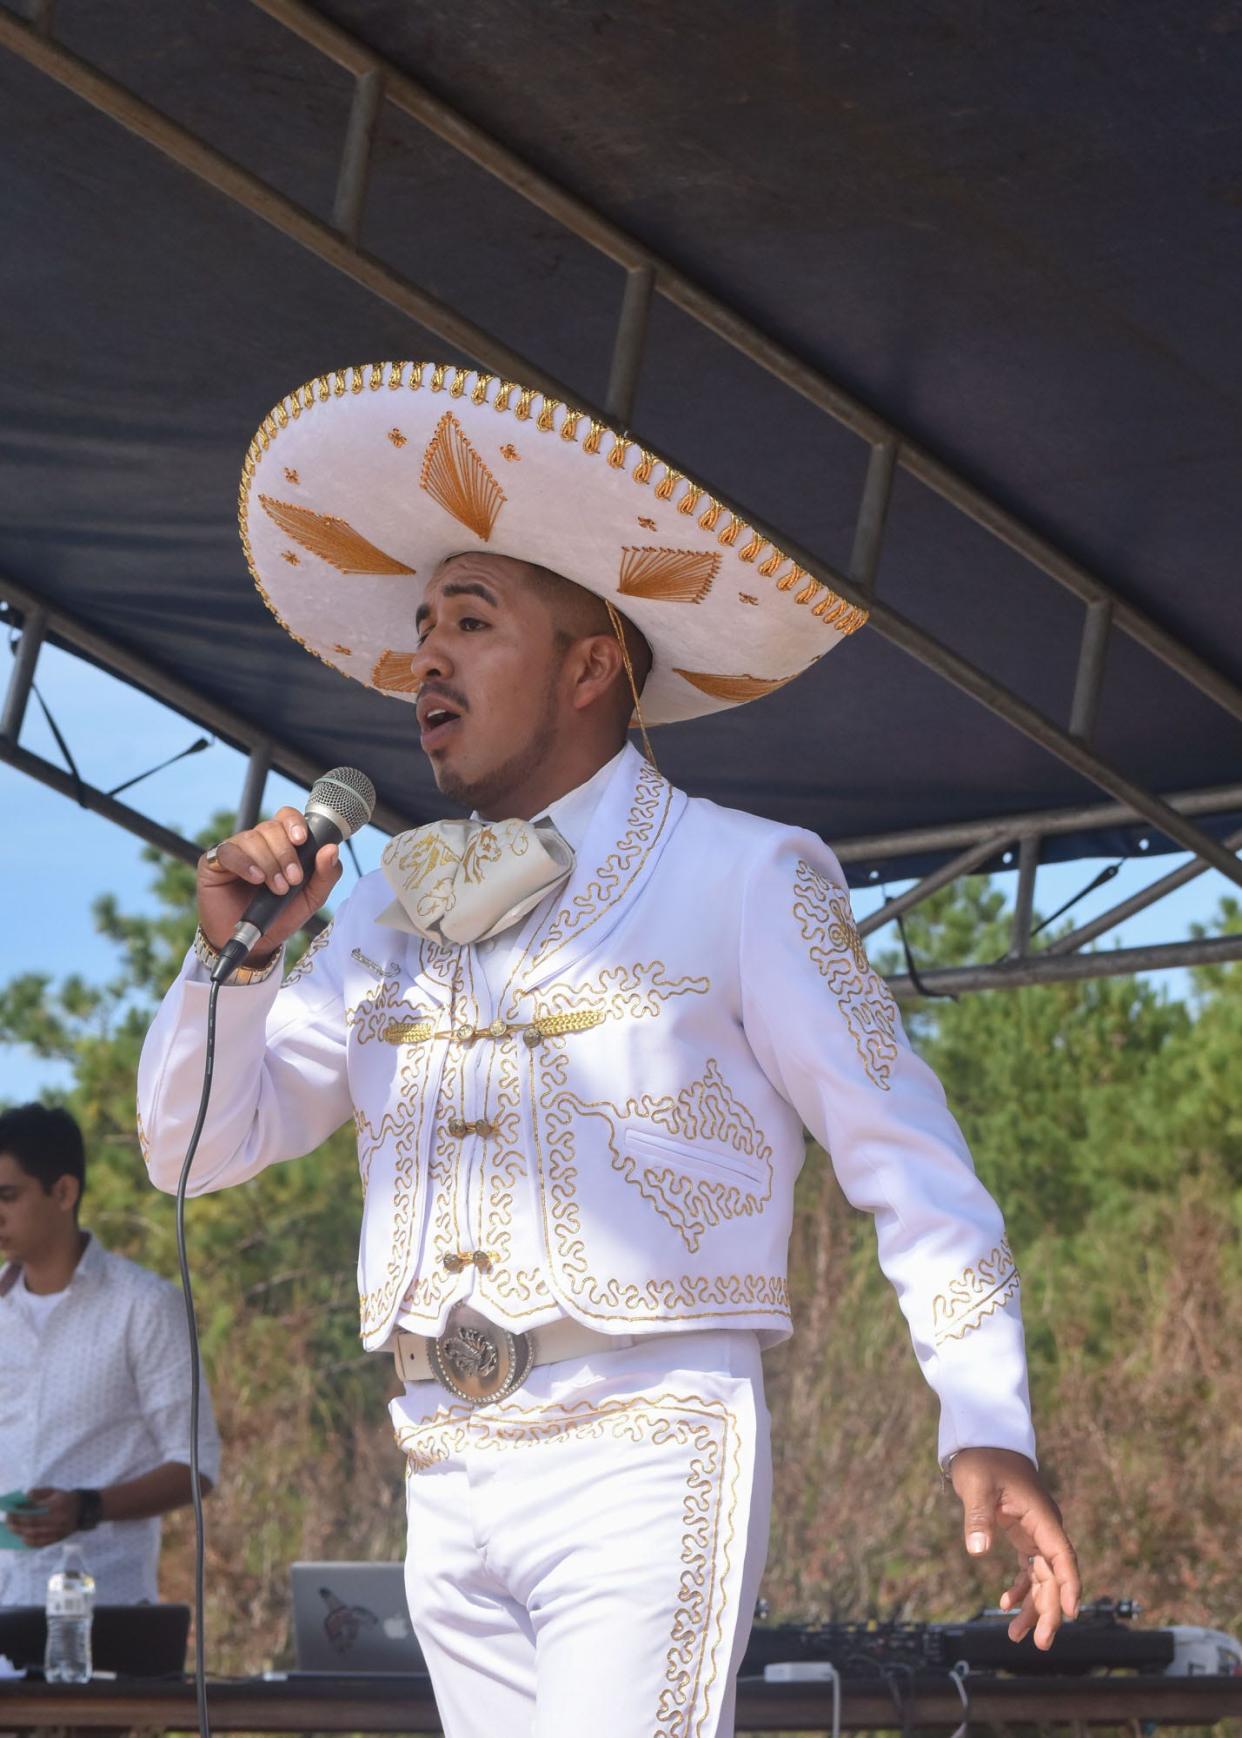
[378,816,575,946]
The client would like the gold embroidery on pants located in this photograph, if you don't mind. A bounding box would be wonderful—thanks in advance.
[793,859,899,1091]
[395,1392,743,1736]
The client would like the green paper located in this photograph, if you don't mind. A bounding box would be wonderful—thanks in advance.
[0,1491,46,1550]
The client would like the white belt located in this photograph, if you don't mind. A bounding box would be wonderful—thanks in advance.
[394,1305,636,1401]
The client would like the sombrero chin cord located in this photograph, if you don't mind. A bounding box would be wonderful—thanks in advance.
[175,978,221,1738]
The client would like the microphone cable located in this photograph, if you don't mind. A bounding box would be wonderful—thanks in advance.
[174,977,221,1738]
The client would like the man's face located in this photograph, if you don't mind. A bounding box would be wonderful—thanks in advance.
[411,553,567,811]
[0,1152,74,1268]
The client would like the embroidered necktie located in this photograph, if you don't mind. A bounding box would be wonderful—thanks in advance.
[377,817,574,945]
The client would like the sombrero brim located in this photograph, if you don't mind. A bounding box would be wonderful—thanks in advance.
[239,361,868,727]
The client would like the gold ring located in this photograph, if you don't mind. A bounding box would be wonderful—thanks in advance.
[205,844,221,870]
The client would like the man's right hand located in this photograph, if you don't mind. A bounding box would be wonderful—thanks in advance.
[197,806,343,963]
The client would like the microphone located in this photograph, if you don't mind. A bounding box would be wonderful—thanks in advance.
[211,766,377,985]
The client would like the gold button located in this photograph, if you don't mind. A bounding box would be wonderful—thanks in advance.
[447,1118,468,1138]
[488,1018,508,1039]
[522,1027,542,1048]
[454,1025,474,1045]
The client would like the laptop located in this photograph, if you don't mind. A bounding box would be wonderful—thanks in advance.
[290,1562,425,1673]
[0,1603,189,1676]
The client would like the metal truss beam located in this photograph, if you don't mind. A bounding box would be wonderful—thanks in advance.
[883,932,1242,998]
[833,781,1242,865]
[4,3,1242,902]
[0,572,418,837]
[248,0,1242,732]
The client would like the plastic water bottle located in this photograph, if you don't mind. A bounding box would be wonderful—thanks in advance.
[44,1547,95,1683]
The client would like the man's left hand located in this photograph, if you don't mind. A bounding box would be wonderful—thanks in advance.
[6,1488,83,1548]
[950,1447,1081,1650]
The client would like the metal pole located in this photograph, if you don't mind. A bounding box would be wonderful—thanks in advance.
[1042,826,1242,956]
[849,437,898,597]
[332,69,383,246]
[605,265,655,429]
[237,742,271,832]
[882,932,1242,998]
[833,780,1242,864]
[1009,834,1040,958]
[857,832,1010,938]
[1069,599,1112,741]
[1,605,46,743]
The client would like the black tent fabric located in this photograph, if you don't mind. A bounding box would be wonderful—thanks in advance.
[2,0,1240,882]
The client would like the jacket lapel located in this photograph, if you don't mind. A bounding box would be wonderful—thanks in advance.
[514,745,686,997]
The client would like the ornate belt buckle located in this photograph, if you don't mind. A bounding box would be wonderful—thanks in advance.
[429,1303,533,1407]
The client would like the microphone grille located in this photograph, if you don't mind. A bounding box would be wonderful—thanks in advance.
[307,766,377,840]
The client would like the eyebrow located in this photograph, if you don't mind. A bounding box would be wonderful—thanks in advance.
[415,580,501,629]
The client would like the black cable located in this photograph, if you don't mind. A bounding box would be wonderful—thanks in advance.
[175,978,221,1738]
[1027,860,1122,939]
[895,911,958,1002]
[107,737,211,798]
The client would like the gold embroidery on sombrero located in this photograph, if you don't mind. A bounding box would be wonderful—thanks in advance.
[259,496,416,576]
[281,551,300,565]
[618,547,720,604]
[371,649,421,694]
[500,444,521,461]
[333,643,352,656]
[672,670,796,703]
[420,410,506,541]
[282,467,299,484]
[738,594,758,607]
[387,427,408,447]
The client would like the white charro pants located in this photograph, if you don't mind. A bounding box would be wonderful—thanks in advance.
[390,1330,772,1738]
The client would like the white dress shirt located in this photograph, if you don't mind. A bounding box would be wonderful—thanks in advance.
[0,1233,220,1606]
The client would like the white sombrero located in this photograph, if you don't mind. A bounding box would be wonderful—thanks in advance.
[239,361,868,727]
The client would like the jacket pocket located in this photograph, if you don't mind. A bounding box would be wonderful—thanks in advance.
[625,1124,769,1188]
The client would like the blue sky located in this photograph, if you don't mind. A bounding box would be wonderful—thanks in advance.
[0,641,1232,1103]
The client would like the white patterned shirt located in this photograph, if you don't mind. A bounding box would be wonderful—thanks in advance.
[0,1232,220,1606]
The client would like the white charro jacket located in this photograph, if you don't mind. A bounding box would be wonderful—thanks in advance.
[139,745,1035,1462]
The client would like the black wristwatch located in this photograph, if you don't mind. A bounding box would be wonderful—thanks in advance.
[74,1488,104,1532]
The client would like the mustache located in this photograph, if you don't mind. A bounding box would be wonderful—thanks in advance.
[417,681,469,713]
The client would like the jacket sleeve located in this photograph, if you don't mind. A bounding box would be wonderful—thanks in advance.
[138,911,353,1199]
[739,828,1037,1466]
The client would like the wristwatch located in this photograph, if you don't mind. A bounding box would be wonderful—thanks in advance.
[74,1488,104,1532]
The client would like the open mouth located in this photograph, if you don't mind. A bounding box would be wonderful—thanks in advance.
[417,694,464,751]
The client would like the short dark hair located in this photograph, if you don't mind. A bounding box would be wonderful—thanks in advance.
[0,1103,86,1200]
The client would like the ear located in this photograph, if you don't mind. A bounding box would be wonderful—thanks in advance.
[51,1174,81,1217]
[566,632,627,714]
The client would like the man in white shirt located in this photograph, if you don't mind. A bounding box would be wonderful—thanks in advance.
[0,1103,219,1605]
[140,361,1079,1737]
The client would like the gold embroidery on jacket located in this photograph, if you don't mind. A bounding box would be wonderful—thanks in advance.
[476,1023,554,1317]
[532,1038,789,1321]
[568,1063,773,1253]
[395,1391,742,1736]
[793,860,899,1091]
[532,760,672,972]
[282,922,334,987]
[932,1240,1020,1346]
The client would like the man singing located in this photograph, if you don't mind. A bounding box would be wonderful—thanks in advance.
[140,361,1079,1735]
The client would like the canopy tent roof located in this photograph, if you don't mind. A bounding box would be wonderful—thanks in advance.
[2,0,1241,930]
